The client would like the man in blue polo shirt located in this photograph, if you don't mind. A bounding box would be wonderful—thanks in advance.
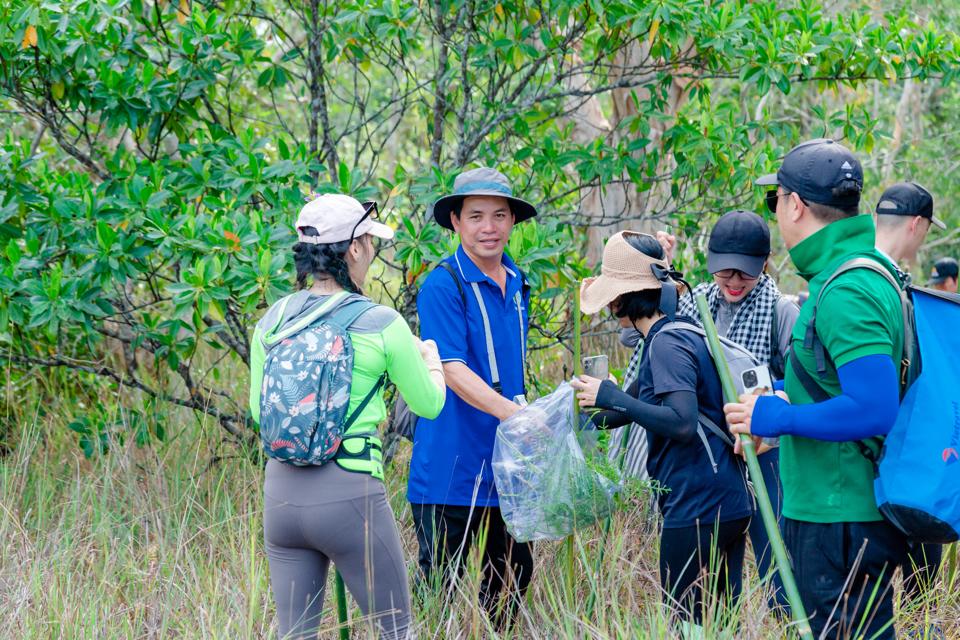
[409,167,535,623]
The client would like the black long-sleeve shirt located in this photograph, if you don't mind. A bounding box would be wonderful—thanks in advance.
[585,316,751,529]
[590,380,699,444]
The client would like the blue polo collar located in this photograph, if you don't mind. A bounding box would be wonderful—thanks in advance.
[453,244,523,286]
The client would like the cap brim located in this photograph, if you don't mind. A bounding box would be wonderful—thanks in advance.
[931,215,947,231]
[707,251,767,278]
[431,192,538,230]
[580,275,660,315]
[366,221,395,240]
[754,173,779,187]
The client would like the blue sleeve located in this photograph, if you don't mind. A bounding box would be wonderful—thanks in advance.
[417,269,468,364]
[751,354,899,440]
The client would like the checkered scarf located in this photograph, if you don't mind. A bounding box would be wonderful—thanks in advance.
[608,274,782,479]
[677,274,782,365]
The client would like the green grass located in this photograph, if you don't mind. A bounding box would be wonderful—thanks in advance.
[1,395,957,639]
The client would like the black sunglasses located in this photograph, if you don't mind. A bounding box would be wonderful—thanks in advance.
[348,201,379,244]
[765,189,807,214]
[764,189,780,214]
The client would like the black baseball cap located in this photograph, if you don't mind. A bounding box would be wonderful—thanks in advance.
[707,210,771,278]
[930,257,959,284]
[875,182,945,230]
[755,138,863,208]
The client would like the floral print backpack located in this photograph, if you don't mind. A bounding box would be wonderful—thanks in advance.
[258,298,384,466]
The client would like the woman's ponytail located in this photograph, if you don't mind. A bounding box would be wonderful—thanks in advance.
[292,228,362,294]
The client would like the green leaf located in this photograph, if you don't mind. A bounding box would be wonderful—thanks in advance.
[6,240,22,265]
[96,221,117,251]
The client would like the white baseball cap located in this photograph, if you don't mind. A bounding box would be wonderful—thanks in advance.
[294,193,395,244]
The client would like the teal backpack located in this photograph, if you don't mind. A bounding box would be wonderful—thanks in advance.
[258,297,384,466]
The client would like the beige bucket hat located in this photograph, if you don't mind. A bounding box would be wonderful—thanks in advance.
[580,231,672,315]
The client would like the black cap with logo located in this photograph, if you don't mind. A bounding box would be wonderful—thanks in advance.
[930,257,959,285]
[755,138,863,208]
[875,182,945,230]
[707,210,771,278]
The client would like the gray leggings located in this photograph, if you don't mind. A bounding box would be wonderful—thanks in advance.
[264,460,412,640]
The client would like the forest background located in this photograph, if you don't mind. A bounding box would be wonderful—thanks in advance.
[1,0,959,638]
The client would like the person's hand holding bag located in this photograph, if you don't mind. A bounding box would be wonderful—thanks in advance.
[415,337,445,394]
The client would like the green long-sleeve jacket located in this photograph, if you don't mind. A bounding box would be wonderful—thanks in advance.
[249,290,444,477]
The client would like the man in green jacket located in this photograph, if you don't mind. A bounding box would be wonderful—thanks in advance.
[725,139,909,639]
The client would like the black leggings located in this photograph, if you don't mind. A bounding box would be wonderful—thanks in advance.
[659,517,750,624]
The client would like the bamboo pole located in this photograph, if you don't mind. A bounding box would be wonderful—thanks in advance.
[565,284,582,593]
[334,570,349,640]
[695,294,813,640]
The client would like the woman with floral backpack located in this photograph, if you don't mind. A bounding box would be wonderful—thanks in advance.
[249,194,446,640]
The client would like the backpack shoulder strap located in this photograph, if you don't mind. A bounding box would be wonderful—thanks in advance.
[341,373,387,431]
[699,411,736,448]
[264,291,351,346]
[257,294,295,348]
[789,342,883,469]
[815,257,902,307]
[326,298,378,332]
[436,259,503,393]
[437,261,468,307]
[790,257,911,390]
[656,321,705,338]
[806,257,906,378]
[769,297,781,377]
[788,346,831,403]
[327,298,386,431]
[789,260,901,469]
[657,321,758,365]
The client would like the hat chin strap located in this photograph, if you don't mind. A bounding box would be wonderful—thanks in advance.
[650,264,683,321]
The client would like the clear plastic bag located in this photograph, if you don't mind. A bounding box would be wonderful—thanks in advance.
[492,382,619,542]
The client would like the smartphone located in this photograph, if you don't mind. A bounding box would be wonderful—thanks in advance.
[740,365,774,396]
[582,355,609,380]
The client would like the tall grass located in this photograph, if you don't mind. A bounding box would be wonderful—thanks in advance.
[1,394,957,639]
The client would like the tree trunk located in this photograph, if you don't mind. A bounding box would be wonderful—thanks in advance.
[306,0,338,185]
[562,41,692,265]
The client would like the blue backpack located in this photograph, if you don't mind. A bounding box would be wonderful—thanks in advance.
[874,286,960,543]
[258,297,384,466]
[793,258,960,543]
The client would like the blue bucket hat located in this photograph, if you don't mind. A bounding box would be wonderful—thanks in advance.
[430,167,538,230]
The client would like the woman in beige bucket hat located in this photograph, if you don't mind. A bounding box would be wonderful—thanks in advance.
[571,231,751,635]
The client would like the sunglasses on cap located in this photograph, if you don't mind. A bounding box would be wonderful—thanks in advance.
[348,201,379,244]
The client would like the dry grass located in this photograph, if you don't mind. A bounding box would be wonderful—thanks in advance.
[1,385,957,639]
